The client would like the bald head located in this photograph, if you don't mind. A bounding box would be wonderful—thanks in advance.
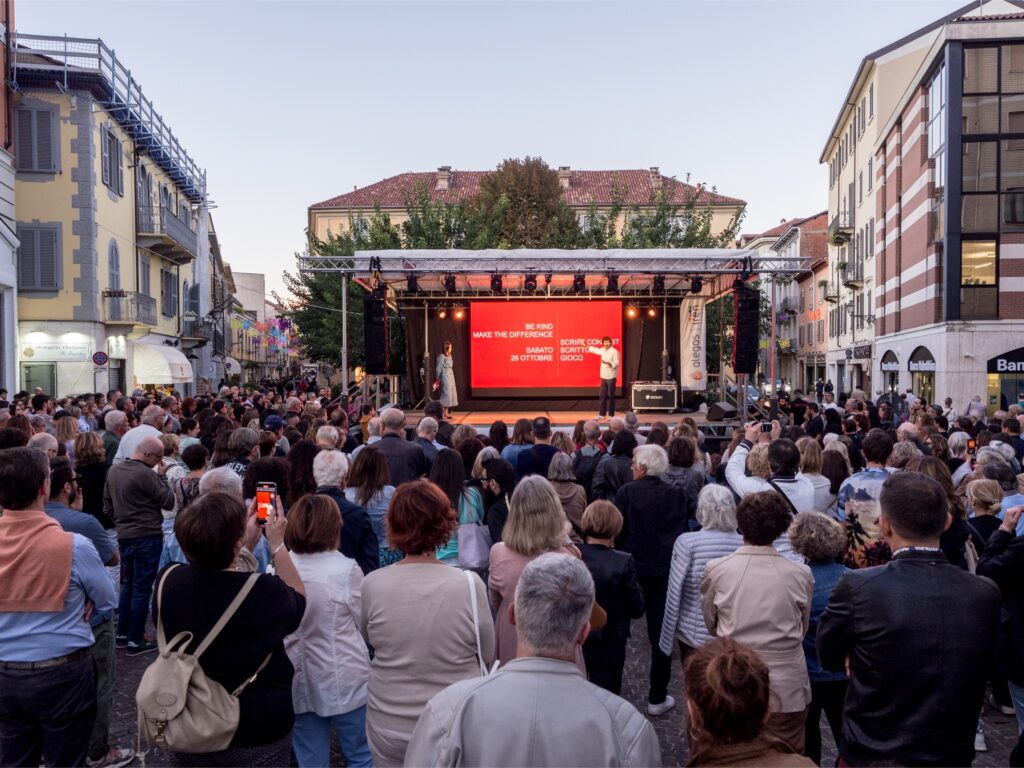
[134,436,164,466]
[381,408,406,434]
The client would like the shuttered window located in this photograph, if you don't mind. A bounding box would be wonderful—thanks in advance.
[139,255,151,297]
[101,124,124,195]
[15,107,58,172]
[160,268,178,317]
[16,224,60,290]
[108,240,120,290]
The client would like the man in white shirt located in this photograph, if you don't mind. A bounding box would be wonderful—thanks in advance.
[587,336,620,420]
[112,405,165,464]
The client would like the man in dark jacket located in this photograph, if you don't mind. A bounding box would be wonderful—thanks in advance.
[818,471,1001,767]
[481,458,515,543]
[424,400,454,447]
[613,444,691,717]
[375,408,426,487]
[517,417,559,478]
[312,450,379,574]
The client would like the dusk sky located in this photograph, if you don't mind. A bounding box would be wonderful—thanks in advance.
[17,0,967,295]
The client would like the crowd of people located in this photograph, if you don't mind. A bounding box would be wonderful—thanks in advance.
[1,381,1023,767]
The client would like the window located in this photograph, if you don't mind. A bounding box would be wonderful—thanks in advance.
[868,158,873,191]
[15,106,58,172]
[139,255,151,297]
[961,240,998,319]
[160,268,178,317]
[928,62,947,243]
[16,224,59,291]
[860,97,867,133]
[817,319,824,343]
[859,172,863,203]
[108,240,120,290]
[101,124,124,196]
[799,325,805,347]
[869,83,874,118]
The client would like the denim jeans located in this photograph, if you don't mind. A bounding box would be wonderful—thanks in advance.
[292,707,372,768]
[1009,679,1024,734]
[116,535,162,645]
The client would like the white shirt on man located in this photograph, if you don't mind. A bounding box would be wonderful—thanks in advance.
[587,346,620,381]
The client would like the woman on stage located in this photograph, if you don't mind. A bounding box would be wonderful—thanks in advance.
[436,341,458,420]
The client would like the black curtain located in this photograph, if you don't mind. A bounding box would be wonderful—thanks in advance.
[401,303,681,411]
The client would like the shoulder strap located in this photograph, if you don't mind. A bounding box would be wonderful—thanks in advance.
[767,479,801,518]
[193,572,262,659]
[154,563,181,651]
[464,569,490,677]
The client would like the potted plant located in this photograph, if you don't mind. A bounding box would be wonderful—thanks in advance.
[817,279,829,291]
[836,261,848,270]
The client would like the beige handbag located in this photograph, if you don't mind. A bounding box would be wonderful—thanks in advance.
[136,564,270,758]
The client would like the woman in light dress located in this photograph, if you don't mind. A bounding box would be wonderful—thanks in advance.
[436,341,457,419]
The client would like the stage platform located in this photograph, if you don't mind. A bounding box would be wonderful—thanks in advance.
[402,409,741,441]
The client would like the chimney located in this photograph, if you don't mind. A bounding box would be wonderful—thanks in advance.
[649,166,661,188]
[436,166,451,192]
[557,166,571,190]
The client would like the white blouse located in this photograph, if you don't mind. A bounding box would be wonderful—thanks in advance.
[285,551,369,716]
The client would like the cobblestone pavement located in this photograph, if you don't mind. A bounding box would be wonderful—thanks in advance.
[110,616,1019,766]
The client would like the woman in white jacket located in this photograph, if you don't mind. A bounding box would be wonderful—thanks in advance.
[284,495,372,768]
[659,485,743,662]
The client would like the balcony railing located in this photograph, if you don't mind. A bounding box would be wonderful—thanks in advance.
[182,319,212,340]
[842,264,865,289]
[829,209,855,243]
[137,204,198,263]
[102,290,156,326]
[779,296,798,313]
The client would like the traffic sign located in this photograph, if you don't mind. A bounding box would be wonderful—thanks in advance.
[92,351,109,367]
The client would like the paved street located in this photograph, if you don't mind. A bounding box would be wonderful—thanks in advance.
[109,615,1019,766]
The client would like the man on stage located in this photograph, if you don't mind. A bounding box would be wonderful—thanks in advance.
[587,336,620,420]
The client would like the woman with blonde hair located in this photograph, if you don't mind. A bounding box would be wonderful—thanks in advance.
[797,437,831,511]
[450,423,477,451]
[746,443,771,480]
[488,475,576,665]
[470,446,499,485]
[966,479,1004,548]
[824,438,853,474]
[551,431,575,455]
[548,452,587,535]
[54,412,80,465]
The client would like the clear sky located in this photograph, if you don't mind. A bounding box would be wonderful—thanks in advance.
[16,0,968,296]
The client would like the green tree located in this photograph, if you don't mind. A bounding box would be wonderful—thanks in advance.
[401,183,469,248]
[465,157,581,248]
[620,176,743,249]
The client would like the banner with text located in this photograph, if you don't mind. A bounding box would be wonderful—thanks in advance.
[679,297,707,391]
[469,301,622,396]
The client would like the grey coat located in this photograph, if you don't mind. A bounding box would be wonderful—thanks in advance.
[436,353,458,408]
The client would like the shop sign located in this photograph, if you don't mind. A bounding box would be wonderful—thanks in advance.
[20,341,91,361]
[909,345,937,372]
[988,347,1024,373]
[881,350,900,372]
[854,344,872,359]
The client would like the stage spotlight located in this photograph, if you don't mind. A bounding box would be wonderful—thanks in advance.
[626,304,638,319]
[653,275,666,294]
[572,273,586,293]
[691,276,703,294]
[454,306,465,320]
[443,274,457,294]
[406,274,419,294]
[438,306,447,319]
[544,273,553,285]
[524,273,538,292]
[647,306,657,318]
[606,273,619,293]
[490,274,503,293]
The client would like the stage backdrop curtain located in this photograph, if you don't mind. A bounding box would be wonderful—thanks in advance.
[401,303,679,411]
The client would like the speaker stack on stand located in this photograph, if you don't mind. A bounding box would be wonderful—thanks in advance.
[363,288,389,375]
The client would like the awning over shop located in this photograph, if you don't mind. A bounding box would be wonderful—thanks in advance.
[223,356,241,374]
[134,340,193,385]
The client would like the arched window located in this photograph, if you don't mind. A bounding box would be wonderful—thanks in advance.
[108,239,120,290]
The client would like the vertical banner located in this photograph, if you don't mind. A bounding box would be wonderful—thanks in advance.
[680,297,707,390]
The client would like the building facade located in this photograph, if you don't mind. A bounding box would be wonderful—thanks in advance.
[865,0,1024,411]
[0,2,17,393]
[309,166,745,243]
[11,34,209,397]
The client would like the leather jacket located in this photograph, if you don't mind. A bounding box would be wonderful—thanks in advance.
[817,550,1000,766]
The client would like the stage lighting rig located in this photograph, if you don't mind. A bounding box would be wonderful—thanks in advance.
[438,306,447,319]
[524,273,538,292]
[606,273,619,293]
[443,274,457,294]
[572,273,586,293]
[544,273,553,286]
[626,304,638,319]
[490,274,503,293]
[647,306,657,318]
[690,276,703,294]
[653,275,666,294]
[454,306,465,320]
[406,274,419,294]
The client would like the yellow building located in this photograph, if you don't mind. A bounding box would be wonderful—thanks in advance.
[309,166,745,243]
[12,34,207,396]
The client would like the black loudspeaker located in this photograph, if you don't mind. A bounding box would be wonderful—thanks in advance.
[707,401,738,422]
[733,284,760,375]
[363,290,388,375]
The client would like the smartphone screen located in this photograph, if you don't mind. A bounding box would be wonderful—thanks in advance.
[256,482,276,525]
[968,439,977,454]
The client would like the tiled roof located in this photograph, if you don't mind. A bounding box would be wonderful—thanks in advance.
[310,169,746,210]
[952,11,1024,21]
[742,210,828,243]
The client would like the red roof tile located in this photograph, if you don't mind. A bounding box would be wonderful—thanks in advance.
[310,169,745,210]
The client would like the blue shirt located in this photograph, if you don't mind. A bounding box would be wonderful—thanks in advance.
[45,501,117,626]
[160,533,269,573]
[0,535,117,661]
[804,560,849,682]
[997,493,1024,536]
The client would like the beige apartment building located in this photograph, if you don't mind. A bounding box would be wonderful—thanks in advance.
[309,166,745,242]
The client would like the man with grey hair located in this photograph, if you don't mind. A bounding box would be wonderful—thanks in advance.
[112,404,166,463]
[315,425,340,452]
[104,436,173,655]
[101,409,129,465]
[414,416,439,472]
[573,419,606,503]
[224,427,260,478]
[375,408,425,486]
[947,431,973,488]
[27,432,58,459]
[198,465,244,499]
[406,554,661,766]
[313,450,379,573]
[351,416,382,459]
[624,411,646,445]
[615,442,691,716]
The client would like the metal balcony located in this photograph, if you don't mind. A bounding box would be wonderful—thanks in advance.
[779,296,798,313]
[842,265,865,289]
[137,204,198,264]
[102,290,156,326]
[828,209,854,244]
[777,337,798,356]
